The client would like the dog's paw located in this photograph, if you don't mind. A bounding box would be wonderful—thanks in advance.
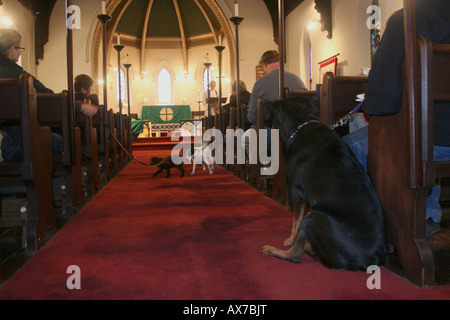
[261,245,276,257]
[283,237,295,247]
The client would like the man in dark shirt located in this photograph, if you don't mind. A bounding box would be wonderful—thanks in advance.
[343,0,450,238]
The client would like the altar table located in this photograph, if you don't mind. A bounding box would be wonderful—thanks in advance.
[141,105,192,124]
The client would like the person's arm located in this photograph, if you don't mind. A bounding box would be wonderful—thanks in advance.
[247,86,260,125]
[363,10,404,116]
[31,75,53,94]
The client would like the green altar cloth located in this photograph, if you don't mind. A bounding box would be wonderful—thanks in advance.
[131,120,144,140]
[141,105,192,124]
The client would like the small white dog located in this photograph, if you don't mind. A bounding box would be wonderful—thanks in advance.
[186,142,214,175]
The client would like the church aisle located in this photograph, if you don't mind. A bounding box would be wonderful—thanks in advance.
[0,149,449,300]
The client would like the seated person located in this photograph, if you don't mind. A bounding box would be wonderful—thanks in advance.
[247,50,307,125]
[0,29,97,161]
[74,74,99,106]
[222,80,251,112]
[343,0,450,238]
[222,80,251,128]
[243,50,306,151]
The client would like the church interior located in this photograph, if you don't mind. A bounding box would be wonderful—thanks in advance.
[0,0,449,301]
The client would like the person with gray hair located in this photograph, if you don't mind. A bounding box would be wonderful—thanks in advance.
[0,28,98,162]
[0,28,53,93]
[222,80,251,112]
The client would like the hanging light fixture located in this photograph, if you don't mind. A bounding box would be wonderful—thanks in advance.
[0,2,13,27]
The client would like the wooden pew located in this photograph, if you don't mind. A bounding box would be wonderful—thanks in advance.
[124,114,132,163]
[0,73,56,251]
[225,105,248,180]
[37,91,84,217]
[367,2,450,286]
[108,109,119,177]
[76,112,100,200]
[114,112,128,170]
[320,72,368,126]
[247,99,289,206]
[92,106,111,186]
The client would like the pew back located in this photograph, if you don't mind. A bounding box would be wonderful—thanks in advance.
[367,0,450,286]
[0,74,56,251]
[320,73,368,125]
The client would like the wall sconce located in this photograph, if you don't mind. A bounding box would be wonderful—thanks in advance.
[1,15,13,27]
[308,19,318,31]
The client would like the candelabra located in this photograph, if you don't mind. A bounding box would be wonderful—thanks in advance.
[124,62,132,117]
[230,16,244,129]
[114,44,125,145]
[66,0,76,160]
[215,44,225,132]
[204,62,212,128]
[124,62,132,146]
[97,12,112,166]
[97,13,111,112]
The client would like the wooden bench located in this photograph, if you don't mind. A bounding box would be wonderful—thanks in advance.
[367,0,450,286]
[320,72,368,126]
[108,109,119,177]
[76,111,100,201]
[92,106,111,186]
[246,99,289,206]
[113,112,129,171]
[225,105,249,180]
[37,91,84,216]
[0,73,56,251]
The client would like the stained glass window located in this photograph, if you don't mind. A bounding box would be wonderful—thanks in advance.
[117,68,126,103]
[370,0,381,65]
[158,68,172,103]
[203,67,212,93]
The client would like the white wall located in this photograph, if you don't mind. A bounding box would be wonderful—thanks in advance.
[286,0,403,88]
[10,0,404,115]
[1,0,36,76]
[37,0,100,93]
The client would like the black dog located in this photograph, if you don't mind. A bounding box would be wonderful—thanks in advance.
[261,97,387,271]
[150,156,184,178]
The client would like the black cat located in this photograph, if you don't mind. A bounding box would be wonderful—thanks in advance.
[150,157,184,178]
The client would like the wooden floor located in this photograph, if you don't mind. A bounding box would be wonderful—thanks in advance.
[1,168,450,287]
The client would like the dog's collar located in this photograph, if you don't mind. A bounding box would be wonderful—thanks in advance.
[285,120,321,151]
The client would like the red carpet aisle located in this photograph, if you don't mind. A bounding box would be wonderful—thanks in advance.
[0,149,449,300]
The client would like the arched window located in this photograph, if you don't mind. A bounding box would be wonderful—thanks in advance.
[203,67,212,93]
[117,68,126,103]
[158,68,172,103]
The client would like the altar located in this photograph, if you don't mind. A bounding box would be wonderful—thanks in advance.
[141,105,192,124]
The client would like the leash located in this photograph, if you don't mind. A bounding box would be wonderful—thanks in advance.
[94,113,151,168]
[285,101,364,152]
[330,101,363,130]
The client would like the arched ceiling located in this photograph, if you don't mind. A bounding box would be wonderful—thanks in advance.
[116,0,221,47]
[103,0,229,76]
[114,0,222,50]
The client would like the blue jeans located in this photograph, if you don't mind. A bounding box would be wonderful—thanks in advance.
[343,125,450,223]
[0,126,63,160]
